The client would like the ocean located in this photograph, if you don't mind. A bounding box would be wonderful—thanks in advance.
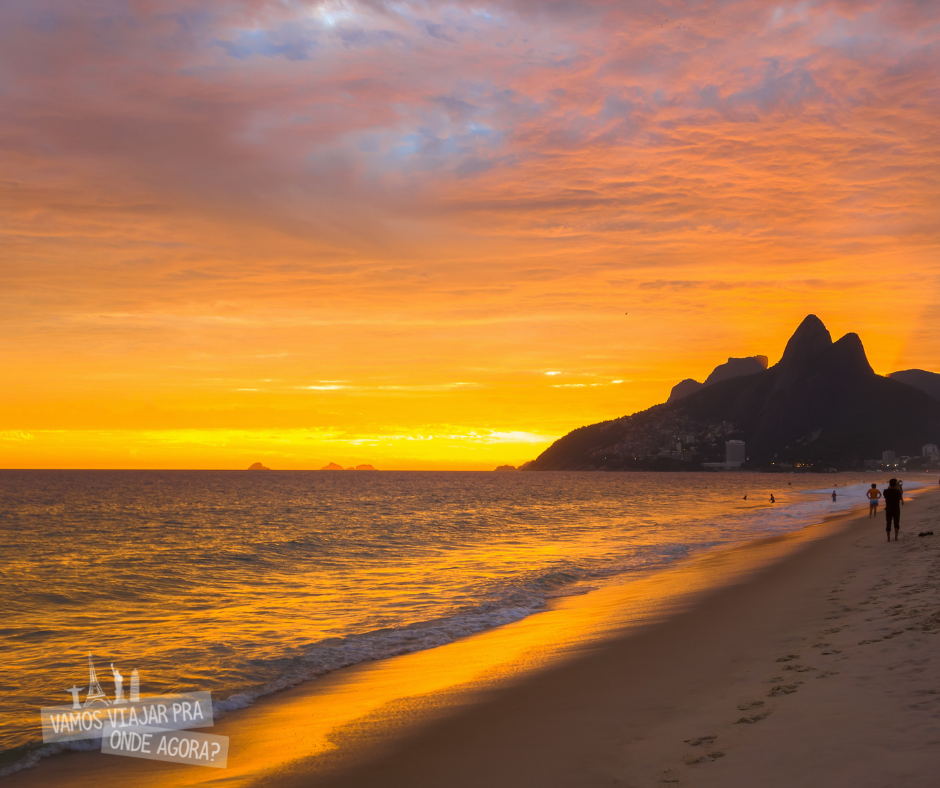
[0,469,922,773]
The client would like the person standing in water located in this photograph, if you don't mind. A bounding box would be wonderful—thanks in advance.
[832,490,837,501]
[770,494,775,503]
[867,483,881,518]
[883,478,903,542]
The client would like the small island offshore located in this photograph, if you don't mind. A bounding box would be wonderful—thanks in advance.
[524,315,940,473]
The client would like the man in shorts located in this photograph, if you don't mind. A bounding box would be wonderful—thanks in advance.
[883,478,903,542]
[866,483,881,518]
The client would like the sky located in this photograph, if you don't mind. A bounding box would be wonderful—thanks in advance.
[2,0,940,470]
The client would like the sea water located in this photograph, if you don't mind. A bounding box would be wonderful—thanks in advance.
[0,469,924,771]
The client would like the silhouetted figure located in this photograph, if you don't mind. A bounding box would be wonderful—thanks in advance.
[832,490,837,501]
[770,494,775,503]
[867,483,881,518]
[883,478,903,542]
[743,494,747,500]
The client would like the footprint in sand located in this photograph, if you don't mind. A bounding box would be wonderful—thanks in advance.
[684,735,717,747]
[682,751,725,766]
[812,642,831,648]
[768,684,799,696]
[816,670,840,679]
[737,700,765,711]
[821,649,843,655]
[735,711,771,724]
[775,654,800,662]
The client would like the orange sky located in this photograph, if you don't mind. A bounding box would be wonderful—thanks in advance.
[2,0,940,469]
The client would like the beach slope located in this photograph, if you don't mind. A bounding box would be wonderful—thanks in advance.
[306,493,940,788]
[7,492,940,788]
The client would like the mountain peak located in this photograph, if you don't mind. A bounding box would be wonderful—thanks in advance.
[777,314,832,368]
[830,331,875,380]
[703,355,769,386]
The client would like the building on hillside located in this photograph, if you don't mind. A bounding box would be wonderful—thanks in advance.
[704,440,746,470]
[725,440,746,468]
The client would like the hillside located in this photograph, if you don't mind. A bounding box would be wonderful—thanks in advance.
[888,369,940,402]
[526,316,940,471]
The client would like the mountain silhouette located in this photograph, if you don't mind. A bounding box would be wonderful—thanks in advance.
[667,378,704,402]
[888,369,940,402]
[527,315,940,470]
[667,355,769,403]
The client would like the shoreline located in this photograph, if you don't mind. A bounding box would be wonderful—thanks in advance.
[0,476,889,774]
[310,488,940,788]
[6,487,934,786]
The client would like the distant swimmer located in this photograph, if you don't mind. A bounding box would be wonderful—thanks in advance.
[743,494,747,500]
[770,494,776,503]
[832,490,837,501]
[867,483,881,518]
[883,478,903,542]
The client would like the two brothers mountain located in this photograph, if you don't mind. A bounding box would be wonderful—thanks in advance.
[527,315,940,471]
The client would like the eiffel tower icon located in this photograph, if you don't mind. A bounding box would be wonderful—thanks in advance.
[83,652,111,707]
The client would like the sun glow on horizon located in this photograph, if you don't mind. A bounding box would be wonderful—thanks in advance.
[2,0,940,469]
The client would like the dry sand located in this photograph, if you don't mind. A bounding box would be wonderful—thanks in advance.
[307,489,940,788]
[8,488,940,787]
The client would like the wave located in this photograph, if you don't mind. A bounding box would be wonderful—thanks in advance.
[2,474,911,777]
[215,542,698,714]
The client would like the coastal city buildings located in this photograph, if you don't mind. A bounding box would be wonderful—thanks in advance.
[725,440,746,468]
[702,440,746,470]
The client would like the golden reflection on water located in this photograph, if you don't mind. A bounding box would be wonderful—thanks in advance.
[9,515,844,788]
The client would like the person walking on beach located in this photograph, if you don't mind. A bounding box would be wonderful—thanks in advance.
[832,490,837,501]
[883,478,903,542]
[867,483,881,518]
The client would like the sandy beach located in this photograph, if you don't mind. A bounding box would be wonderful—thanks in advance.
[8,487,940,788]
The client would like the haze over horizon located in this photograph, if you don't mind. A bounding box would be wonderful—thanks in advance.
[3,0,940,470]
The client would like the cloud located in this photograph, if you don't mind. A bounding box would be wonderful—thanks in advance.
[0,431,35,441]
[3,0,940,465]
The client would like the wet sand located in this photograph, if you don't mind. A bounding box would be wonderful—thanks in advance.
[8,488,940,787]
